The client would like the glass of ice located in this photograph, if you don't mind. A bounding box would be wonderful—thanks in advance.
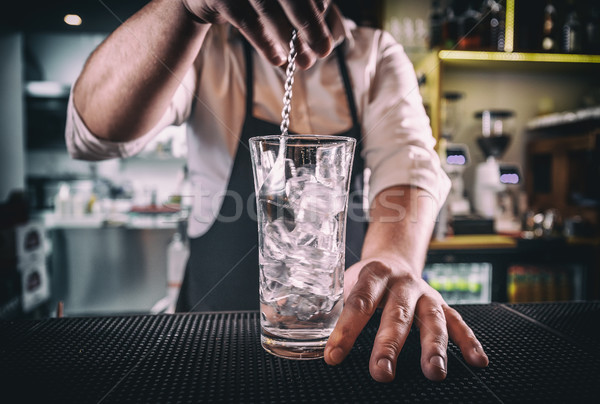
[249,135,356,360]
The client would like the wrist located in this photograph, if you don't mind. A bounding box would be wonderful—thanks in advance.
[358,253,423,278]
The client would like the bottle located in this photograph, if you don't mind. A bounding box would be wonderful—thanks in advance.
[585,5,600,54]
[457,0,482,50]
[443,0,459,49]
[542,1,559,52]
[480,0,505,51]
[166,223,190,313]
[54,182,72,217]
[562,1,582,53]
[429,0,445,49]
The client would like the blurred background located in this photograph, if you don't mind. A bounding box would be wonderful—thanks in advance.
[1,0,599,320]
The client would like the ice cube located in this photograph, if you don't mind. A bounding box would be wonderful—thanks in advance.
[289,220,319,247]
[316,144,348,186]
[285,158,297,178]
[285,173,311,207]
[261,261,289,282]
[317,220,338,250]
[297,182,346,221]
[260,196,295,228]
[295,297,319,320]
[262,218,293,260]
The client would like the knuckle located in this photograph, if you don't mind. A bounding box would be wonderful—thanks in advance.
[387,303,413,328]
[424,305,446,322]
[360,261,393,281]
[233,14,253,31]
[346,291,376,317]
[250,0,269,11]
[430,334,448,351]
[376,337,402,357]
[298,17,317,33]
[464,332,480,347]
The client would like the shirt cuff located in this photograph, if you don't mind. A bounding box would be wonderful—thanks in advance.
[366,144,451,214]
[65,68,196,161]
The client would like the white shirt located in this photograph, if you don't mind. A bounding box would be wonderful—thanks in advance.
[66,7,450,238]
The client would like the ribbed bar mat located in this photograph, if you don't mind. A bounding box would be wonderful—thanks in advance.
[1,302,599,403]
[508,301,600,355]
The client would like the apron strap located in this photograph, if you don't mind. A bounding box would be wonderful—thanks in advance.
[335,43,360,130]
[243,40,254,118]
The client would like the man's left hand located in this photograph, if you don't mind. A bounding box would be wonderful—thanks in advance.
[324,255,489,382]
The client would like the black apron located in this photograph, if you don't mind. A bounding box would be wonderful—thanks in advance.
[176,40,366,312]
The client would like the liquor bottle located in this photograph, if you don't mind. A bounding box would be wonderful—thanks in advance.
[457,0,483,50]
[585,5,600,54]
[429,0,445,49]
[166,223,190,313]
[442,0,459,49]
[562,1,582,53]
[542,1,559,52]
[480,0,505,51]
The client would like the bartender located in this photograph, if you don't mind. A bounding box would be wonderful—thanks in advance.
[65,0,488,383]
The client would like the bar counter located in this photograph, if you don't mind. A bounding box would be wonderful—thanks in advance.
[1,302,599,403]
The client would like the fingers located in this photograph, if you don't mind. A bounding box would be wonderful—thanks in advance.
[234,0,331,69]
[248,0,319,69]
[217,2,288,66]
[324,261,391,367]
[368,285,417,383]
[444,305,489,368]
[186,0,332,68]
[416,295,448,381]
[278,0,333,57]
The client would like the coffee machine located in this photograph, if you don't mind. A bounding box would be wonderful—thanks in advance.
[472,110,519,219]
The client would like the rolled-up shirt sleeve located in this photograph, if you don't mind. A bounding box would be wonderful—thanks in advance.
[65,67,197,161]
[361,31,450,213]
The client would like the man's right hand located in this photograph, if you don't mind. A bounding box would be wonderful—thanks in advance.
[181,0,334,69]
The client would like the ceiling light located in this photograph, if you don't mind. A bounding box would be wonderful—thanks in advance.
[64,14,82,26]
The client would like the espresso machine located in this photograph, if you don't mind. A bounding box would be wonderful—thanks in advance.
[472,110,518,220]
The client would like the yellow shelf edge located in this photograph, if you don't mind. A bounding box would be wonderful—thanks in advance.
[429,235,517,250]
[438,50,600,64]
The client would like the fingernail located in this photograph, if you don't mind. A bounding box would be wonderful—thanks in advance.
[329,347,344,364]
[430,355,447,373]
[473,346,489,365]
[274,45,287,65]
[317,38,333,57]
[377,358,392,374]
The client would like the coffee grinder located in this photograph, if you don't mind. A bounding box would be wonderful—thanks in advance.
[440,92,471,215]
[472,110,517,220]
[435,92,471,239]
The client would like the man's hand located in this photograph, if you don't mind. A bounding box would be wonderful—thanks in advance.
[324,257,489,382]
[182,0,333,69]
[324,186,489,382]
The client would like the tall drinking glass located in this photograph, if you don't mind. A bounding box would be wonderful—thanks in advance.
[249,135,356,359]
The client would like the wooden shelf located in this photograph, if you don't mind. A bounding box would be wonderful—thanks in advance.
[438,50,600,64]
[429,235,517,250]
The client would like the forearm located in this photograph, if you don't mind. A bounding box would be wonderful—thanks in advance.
[73,0,208,142]
[361,185,438,275]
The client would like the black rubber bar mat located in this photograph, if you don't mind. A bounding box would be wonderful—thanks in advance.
[507,301,600,356]
[1,302,599,403]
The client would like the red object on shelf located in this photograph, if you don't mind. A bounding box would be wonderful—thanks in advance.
[129,204,181,214]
